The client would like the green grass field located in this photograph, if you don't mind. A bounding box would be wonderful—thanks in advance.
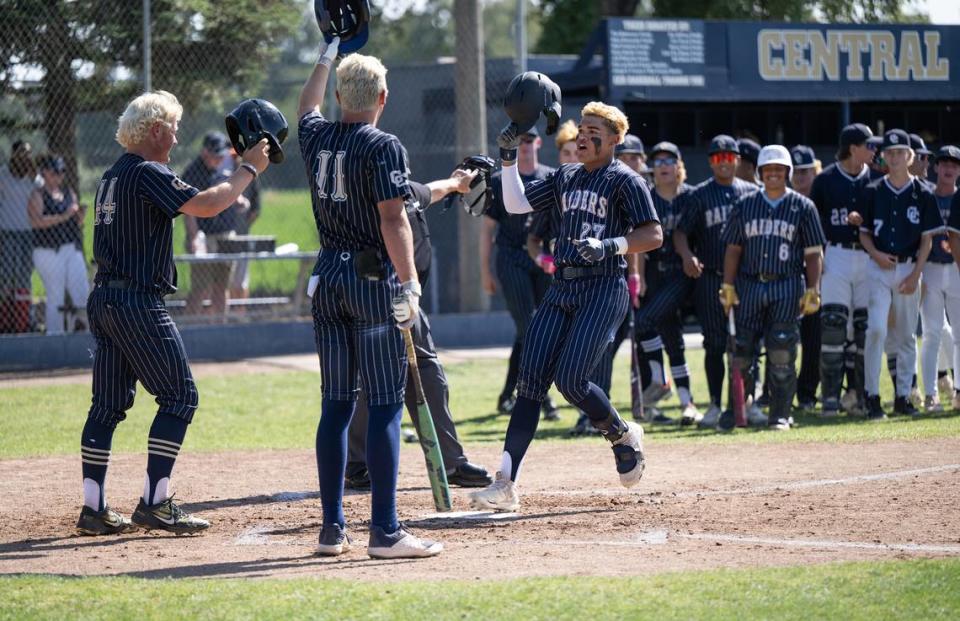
[3,348,959,618]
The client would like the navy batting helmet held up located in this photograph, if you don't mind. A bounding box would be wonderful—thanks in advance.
[503,72,562,136]
[225,99,289,164]
[315,0,370,54]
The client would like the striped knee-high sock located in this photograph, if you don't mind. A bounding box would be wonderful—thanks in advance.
[81,418,116,511]
[143,414,189,505]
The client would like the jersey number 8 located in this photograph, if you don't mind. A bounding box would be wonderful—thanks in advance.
[315,150,348,202]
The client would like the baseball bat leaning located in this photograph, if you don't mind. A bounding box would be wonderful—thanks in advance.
[628,308,645,422]
[728,309,747,428]
[402,327,452,512]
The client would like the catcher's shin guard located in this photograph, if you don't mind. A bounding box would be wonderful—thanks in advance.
[767,323,799,420]
[853,308,868,401]
[819,304,848,404]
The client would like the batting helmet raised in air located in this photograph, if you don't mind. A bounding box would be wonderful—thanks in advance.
[225,99,289,164]
[315,0,370,54]
[503,72,562,135]
[757,144,793,178]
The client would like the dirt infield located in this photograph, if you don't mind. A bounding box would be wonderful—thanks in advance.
[2,437,958,581]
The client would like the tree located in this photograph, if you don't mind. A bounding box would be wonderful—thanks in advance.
[0,0,299,189]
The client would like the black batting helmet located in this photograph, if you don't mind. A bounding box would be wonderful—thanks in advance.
[503,72,562,136]
[225,99,289,164]
[314,0,370,55]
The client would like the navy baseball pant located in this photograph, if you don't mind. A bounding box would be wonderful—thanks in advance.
[694,270,728,406]
[496,246,551,398]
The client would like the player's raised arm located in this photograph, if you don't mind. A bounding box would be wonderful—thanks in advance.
[179,140,269,218]
[298,37,340,118]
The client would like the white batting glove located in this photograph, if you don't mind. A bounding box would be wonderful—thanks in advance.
[318,37,340,66]
[392,280,422,329]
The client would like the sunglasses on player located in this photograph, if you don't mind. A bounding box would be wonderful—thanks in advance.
[652,157,678,167]
[709,152,738,165]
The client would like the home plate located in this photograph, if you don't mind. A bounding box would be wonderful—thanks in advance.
[418,510,520,521]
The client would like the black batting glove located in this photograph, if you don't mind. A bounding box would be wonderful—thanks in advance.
[572,237,618,263]
[497,123,520,162]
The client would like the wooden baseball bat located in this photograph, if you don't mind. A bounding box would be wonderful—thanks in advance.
[402,327,452,512]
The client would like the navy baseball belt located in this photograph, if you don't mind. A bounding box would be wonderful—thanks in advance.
[748,272,787,283]
[554,265,624,280]
[95,279,156,293]
[828,241,863,251]
[895,255,915,263]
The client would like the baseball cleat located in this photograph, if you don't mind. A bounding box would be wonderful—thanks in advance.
[131,495,210,534]
[698,404,721,429]
[646,407,676,425]
[317,523,351,556]
[569,412,601,436]
[76,505,137,536]
[447,462,493,487]
[642,382,672,406]
[468,472,520,512]
[909,387,922,409]
[367,524,442,559]
[755,393,770,409]
[894,396,920,417]
[938,374,954,396]
[611,422,645,488]
[796,398,816,412]
[819,397,840,419]
[542,398,561,421]
[865,395,887,421]
[924,395,943,413]
[953,391,960,411]
[717,409,735,433]
[768,416,792,431]
[344,464,371,491]
[679,403,702,426]
[746,403,769,427]
[840,389,860,414]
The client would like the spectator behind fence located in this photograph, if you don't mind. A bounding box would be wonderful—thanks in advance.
[28,154,89,334]
[183,131,240,318]
[0,140,38,333]
[227,147,261,305]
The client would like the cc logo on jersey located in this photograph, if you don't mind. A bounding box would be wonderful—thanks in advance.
[390,170,406,187]
[907,206,920,224]
[171,177,191,191]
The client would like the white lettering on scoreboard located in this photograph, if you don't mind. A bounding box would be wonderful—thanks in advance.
[757,29,950,81]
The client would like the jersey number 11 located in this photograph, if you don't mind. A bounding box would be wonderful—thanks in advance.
[315,150,347,202]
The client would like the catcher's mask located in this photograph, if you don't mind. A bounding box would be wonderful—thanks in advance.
[456,154,496,217]
[315,0,370,55]
[225,99,289,164]
[503,72,562,136]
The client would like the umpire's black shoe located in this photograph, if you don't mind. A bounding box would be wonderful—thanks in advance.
[497,393,516,415]
[717,409,736,433]
[76,505,137,536]
[894,396,920,417]
[131,495,210,535]
[447,462,493,487]
[344,463,371,491]
[865,395,887,421]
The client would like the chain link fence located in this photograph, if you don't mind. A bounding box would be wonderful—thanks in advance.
[0,0,542,335]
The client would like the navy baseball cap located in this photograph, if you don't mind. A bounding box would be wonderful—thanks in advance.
[790,145,816,169]
[616,134,645,155]
[202,131,231,156]
[840,123,873,147]
[936,145,960,165]
[882,129,911,151]
[909,133,932,156]
[708,134,739,155]
[39,155,66,173]
[650,141,681,160]
[736,138,761,165]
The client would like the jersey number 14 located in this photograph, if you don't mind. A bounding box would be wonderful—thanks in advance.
[94,177,118,225]
[315,150,347,202]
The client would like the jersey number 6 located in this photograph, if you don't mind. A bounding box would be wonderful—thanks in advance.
[315,150,348,202]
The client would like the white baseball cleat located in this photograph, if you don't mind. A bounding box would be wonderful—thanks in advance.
[367,524,442,559]
[611,422,645,488]
[938,374,954,396]
[698,403,722,429]
[679,403,703,426]
[468,472,520,512]
[924,395,943,413]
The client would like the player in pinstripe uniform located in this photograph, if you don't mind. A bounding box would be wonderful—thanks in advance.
[674,135,758,428]
[76,91,271,536]
[945,149,960,409]
[810,124,875,418]
[481,126,559,420]
[632,141,701,424]
[470,102,662,511]
[919,146,960,411]
[859,129,943,420]
[720,145,826,431]
[297,40,441,558]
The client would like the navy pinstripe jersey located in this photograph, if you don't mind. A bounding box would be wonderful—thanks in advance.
[809,162,871,245]
[677,177,757,271]
[945,191,960,235]
[524,159,658,270]
[859,176,943,258]
[92,153,199,294]
[298,111,411,252]
[488,164,554,249]
[648,182,693,264]
[722,189,825,276]
[929,192,956,263]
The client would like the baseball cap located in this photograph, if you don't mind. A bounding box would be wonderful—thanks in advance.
[616,134,645,155]
[708,134,739,155]
[39,155,67,173]
[523,126,540,138]
[866,136,883,151]
[650,141,681,160]
[736,138,761,165]
[790,145,816,169]
[936,145,960,165]
[909,133,932,156]
[202,131,231,156]
[881,129,911,151]
[840,123,873,147]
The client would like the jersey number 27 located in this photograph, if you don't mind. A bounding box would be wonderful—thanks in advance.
[315,150,347,202]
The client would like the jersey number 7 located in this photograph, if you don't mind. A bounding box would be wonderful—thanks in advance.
[315,150,347,202]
